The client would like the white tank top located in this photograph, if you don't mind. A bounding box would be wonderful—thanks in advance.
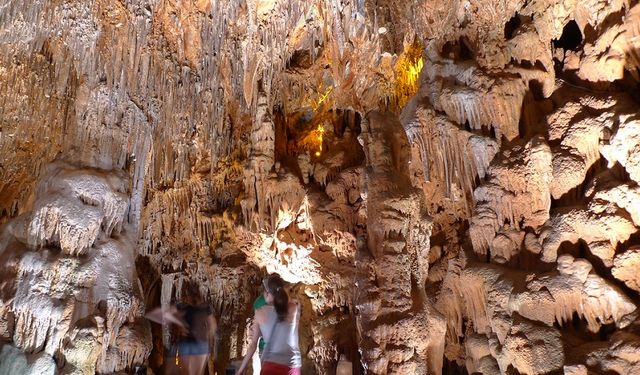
[259,305,302,368]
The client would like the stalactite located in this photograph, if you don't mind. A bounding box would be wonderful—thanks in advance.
[540,207,636,266]
[242,93,276,231]
[468,136,552,257]
[422,58,528,143]
[403,104,498,207]
[435,256,465,342]
[514,255,637,332]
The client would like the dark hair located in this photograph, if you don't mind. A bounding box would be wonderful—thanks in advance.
[264,274,288,321]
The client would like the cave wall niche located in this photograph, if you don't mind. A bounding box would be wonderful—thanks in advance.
[1,0,640,374]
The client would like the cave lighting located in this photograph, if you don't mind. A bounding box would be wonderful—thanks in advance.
[314,123,324,157]
[394,41,424,107]
[313,86,333,111]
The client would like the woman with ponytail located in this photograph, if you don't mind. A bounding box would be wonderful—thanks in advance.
[238,274,302,375]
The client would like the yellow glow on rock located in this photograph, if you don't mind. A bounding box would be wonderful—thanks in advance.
[314,123,324,156]
[394,41,424,108]
[296,87,331,158]
[298,122,325,157]
[313,87,333,111]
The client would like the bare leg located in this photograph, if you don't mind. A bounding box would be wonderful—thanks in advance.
[252,347,261,374]
[163,357,180,375]
[182,354,209,375]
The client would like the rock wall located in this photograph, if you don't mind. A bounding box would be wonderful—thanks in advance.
[0,163,150,374]
[0,0,639,374]
[401,0,640,373]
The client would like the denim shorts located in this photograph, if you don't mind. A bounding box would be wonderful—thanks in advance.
[167,340,210,356]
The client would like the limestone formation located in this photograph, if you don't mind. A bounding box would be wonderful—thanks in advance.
[0,0,640,374]
[0,163,150,374]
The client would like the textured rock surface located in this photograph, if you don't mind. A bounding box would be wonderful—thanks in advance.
[0,0,639,374]
[0,163,150,374]
[0,345,56,375]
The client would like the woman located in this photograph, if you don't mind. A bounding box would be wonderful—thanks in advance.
[146,303,216,375]
[238,274,302,375]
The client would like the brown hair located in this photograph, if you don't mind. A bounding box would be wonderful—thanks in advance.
[263,274,289,321]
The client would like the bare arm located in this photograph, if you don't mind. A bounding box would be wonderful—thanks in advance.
[237,317,262,375]
[207,315,217,352]
[290,300,301,324]
[145,306,186,328]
